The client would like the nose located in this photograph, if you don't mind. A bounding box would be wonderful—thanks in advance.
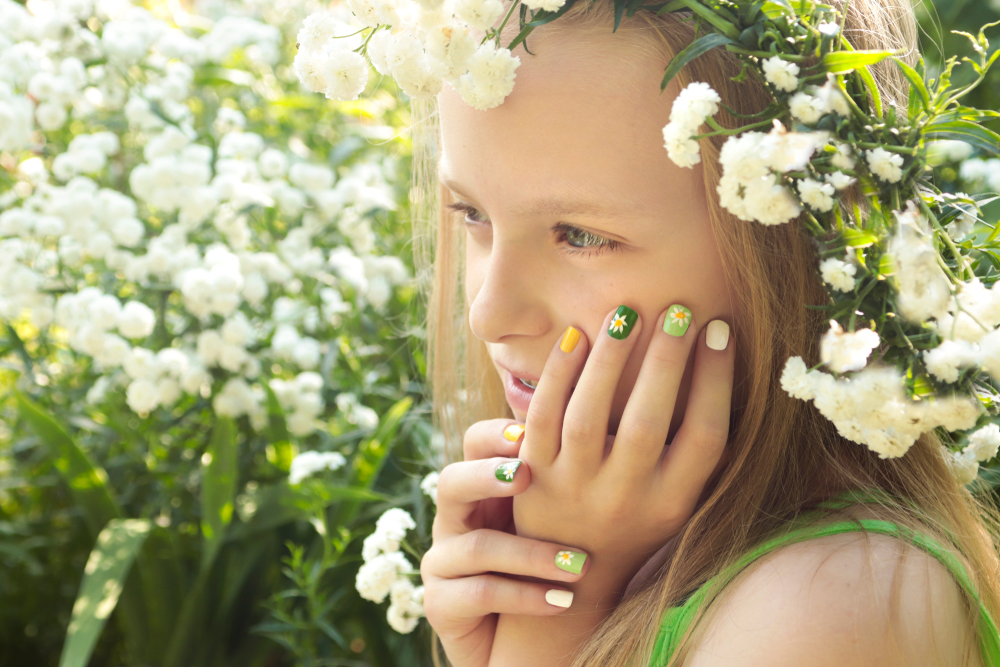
[467,239,552,344]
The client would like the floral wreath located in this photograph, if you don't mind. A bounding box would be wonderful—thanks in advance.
[294,0,1000,484]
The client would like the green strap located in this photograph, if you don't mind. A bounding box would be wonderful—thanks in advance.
[650,503,1000,666]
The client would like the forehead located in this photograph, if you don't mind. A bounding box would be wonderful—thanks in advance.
[436,23,701,212]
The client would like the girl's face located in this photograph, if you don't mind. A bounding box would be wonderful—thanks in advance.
[438,24,734,433]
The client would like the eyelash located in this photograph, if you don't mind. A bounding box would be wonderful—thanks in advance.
[445,202,622,256]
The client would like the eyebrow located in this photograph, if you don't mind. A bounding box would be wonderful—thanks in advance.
[439,175,634,218]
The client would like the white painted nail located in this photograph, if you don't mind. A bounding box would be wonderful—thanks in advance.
[545,589,573,608]
[706,320,730,351]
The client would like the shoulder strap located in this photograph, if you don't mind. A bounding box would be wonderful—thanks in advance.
[651,511,1000,667]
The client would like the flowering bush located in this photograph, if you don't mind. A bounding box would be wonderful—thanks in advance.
[0,0,440,664]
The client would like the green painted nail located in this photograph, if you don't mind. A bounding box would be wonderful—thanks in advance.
[663,304,692,337]
[495,460,522,483]
[608,305,638,340]
[555,550,587,574]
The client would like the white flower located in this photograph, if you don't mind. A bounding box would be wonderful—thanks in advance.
[923,339,978,384]
[866,146,905,183]
[356,551,413,603]
[819,257,856,292]
[797,178,835,212]
[376,507,416,542]
[117,301,156,339]
[454,43,519,110]
[420,471,439,504]
[363,530,400,561]
[424,23,477,79]
[126,379,160,413]
[297,12,342,52]
[889,204,952,323]
[830,142,855,170]
[780,356,818,400]
[965,423,1000,463]
[718,132,768,184]
[758,126,829,173]
[944,206,977,241]
[293,49,328,94]
[742,173,801,225]
[366,29,393,75]
[322,47,369,101]
[522,0,567,9]
[825,171,855,190]
[980,329,1000,378]
[289,451,346,484]
[346,0,381,27]
[816,76,851,117]
[662,122,702,168]
[820,320,879,373]
[669,82,721,131]
[947,448,980,485]
[789,92,825,124]
[762,56,800,92]
[454,0,505,31]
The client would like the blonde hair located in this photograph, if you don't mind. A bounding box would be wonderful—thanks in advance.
[410,1,1000,665]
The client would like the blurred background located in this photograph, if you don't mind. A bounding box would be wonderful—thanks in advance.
[0,0,997,666]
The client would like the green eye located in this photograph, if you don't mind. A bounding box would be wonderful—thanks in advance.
[564,226,608,248]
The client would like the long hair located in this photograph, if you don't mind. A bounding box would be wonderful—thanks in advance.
[410,1,1000,664]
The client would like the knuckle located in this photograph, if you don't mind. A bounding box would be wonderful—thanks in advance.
[619,415,661,444]
[686,422,730,448]
[435,463,461,501]
[421,586,444,625]
[562,412,597,445]
[468,576,497,608]
[465,529,493,564]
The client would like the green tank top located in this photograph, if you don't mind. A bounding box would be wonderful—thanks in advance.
[649,489,1000,666]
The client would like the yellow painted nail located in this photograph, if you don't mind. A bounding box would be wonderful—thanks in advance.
[503,424,525,442]
[560,326,581,353]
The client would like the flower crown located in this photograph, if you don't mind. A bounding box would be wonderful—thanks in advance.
[295,0,1000,483]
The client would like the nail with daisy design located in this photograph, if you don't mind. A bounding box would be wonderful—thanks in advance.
[554,550,587,574]
[495,459,522,483]
[663,304,693,337]
[608,305,638,340]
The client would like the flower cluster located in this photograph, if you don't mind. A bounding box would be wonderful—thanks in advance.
[356,508,425,633]
[0,0,411,443]
[288,449,347,485]
[296,0,526,110]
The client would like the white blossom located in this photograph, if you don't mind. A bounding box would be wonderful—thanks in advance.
[923,339,978,384]
[819,257,856,292]
[789,92,825,124]
[965,423,1000,463]
[797,178,835,212]
[946,447,980,485]
[820,320,879,373]
[454,42,519,111]
[866,146,905,183]
[889,204,952,323]
[780,356,818,400]
[420,470,439,504]
[356,551,413,603]
[322,47,369,101]
[454,0,505,31]
[825,171,855,190]
[289,451,346,484]
[762,55,799,92]
[117,301,156,338]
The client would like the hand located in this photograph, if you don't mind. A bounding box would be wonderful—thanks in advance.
[420,419,593,667]
[513,306,735,594]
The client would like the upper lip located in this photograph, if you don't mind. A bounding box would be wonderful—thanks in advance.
[493,359,540,384]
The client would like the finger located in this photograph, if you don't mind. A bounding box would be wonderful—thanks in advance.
[658,319,734,499]
[561,305,643,472]
[610,304,697,478]
[423,529,590,581]
[522,325,589,466]
[424,575,576,623]
[433,457,531,540]
[463,419,525,461]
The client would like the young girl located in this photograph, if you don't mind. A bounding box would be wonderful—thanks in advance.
[407,0,1000,665]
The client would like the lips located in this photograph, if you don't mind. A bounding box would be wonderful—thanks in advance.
[502,370,536,414]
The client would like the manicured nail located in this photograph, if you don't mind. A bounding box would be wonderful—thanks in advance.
[560,326,581,353]
[706,320,730,350]
[663,304,692,337]
[545,590,573,608]
[607,306,638,340]
[554,550,587,574]
[495,459,522,482]
[503,423,525,442]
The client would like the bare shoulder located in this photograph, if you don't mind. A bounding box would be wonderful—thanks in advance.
[682,524,982,667]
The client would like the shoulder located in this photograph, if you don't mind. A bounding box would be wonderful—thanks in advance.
[681,528,981,667]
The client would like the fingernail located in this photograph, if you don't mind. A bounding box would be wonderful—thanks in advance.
[554,550,587,574]
[663,304,692,337]
[607,305,638,340]
[495,459,522,482]
[560,326,581,353]
[545,589,573,608]
[503,423,525,442]
[706,320,730,350]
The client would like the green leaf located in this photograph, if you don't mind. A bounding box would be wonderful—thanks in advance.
[201,417,237,574]
[660,33,734,92]
[842,228,879,248]
[823,49,896,73]
[13,391,121,534]
[855,64,882,118]
[925,120,1000,157]
[59,519,152,667]
[892,57,930,112]
[505,0,580,52]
